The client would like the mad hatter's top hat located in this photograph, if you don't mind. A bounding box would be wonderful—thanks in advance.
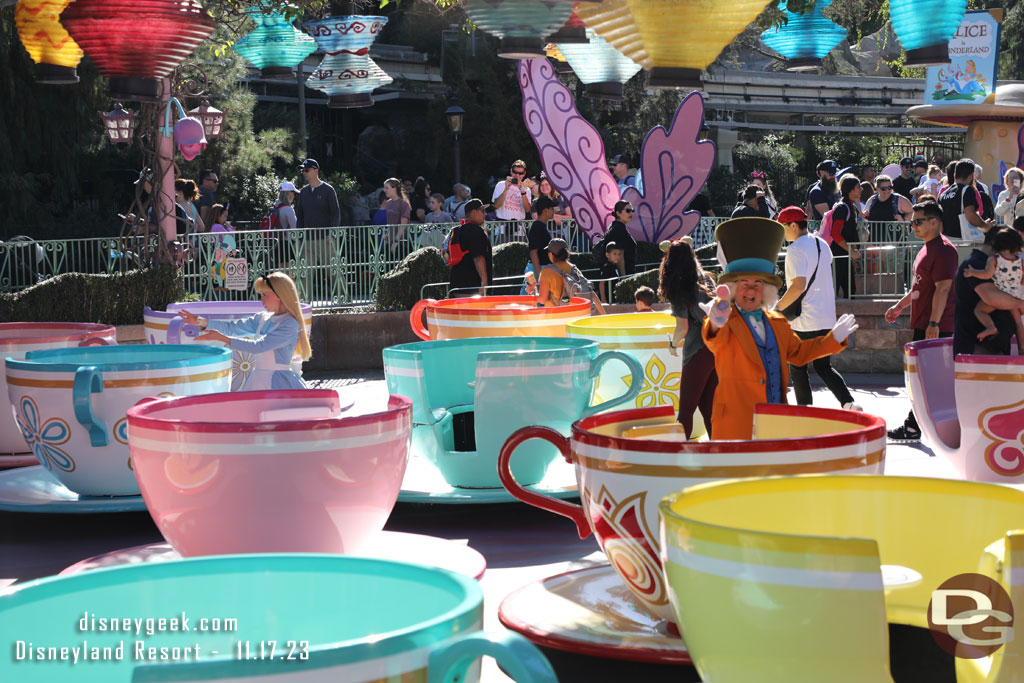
[715,217,784,288]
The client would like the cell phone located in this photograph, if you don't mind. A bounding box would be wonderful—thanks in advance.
[183,324,201,338]
[510,177,519,185]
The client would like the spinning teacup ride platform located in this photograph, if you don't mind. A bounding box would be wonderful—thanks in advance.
[497,402,886,664]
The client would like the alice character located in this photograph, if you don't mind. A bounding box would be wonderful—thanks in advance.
[178,272,312,390]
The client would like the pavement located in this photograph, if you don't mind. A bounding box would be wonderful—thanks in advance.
[0,371,960,682]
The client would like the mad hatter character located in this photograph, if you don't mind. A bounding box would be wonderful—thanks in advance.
[701,217,858,440]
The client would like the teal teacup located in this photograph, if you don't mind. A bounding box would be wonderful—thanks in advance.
[0,555,556,683]
[384,337,642,488]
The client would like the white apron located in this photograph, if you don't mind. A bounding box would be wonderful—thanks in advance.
[240,315,297,391]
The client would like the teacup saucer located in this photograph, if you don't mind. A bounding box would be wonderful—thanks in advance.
[499,564,692,664]
[398,453,578,504]
[0,466,147,513]
[0,452,37,469]
[59,531,486,579]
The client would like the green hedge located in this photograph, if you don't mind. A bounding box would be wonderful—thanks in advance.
[0,267,185,326]
[375,247,448,311]
[613,268,659,304]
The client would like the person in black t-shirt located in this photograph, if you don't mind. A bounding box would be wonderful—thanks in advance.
[448,199,493,296]
[731,185,771,218]
[806,160,839,219]
[604,201,637,275]
[687,191,714,216]
[527,196,555,278]
[952,227,1020,355]
[599,242,624,303]
[892,158,917,199]
[938,159,994,239]
[829,175,863,298]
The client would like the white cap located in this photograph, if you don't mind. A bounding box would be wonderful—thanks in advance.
[280,181,297,192]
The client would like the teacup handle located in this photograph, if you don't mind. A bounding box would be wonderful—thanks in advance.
[427,630,557,683]
[166,316,184,345]
[73,366,108,447]
[583,350,644,416]
[409,298,437,340]
[498,425,591,539]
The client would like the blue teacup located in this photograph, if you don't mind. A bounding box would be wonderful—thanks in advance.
[0,555,556,682]
[384,337,642,488]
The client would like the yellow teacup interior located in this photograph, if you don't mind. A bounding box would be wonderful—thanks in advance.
[567,312,675,335]
[752,412,863,439]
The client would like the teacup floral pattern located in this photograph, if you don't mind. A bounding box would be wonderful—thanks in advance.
[231,353,256,391]
[980,398,1024,477]
[15,396,75,472]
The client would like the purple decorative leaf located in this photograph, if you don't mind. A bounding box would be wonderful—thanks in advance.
[621,92,715,243]
[518,57,618,245]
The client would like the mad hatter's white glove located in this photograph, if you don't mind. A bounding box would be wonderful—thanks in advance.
[831,313,858,344]
[699,285,732,330]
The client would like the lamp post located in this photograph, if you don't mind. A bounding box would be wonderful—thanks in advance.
[445,101,465,185]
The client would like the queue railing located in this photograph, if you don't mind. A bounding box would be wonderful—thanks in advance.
[1,218,924,308]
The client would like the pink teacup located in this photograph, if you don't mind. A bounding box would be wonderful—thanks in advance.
[127,390,412,557]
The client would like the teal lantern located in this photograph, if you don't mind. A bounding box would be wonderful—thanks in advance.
[234,3,316,78]
[557,28,641,101]
[761,0,848,71]
[462,0,575,59]
[889,0,968,66]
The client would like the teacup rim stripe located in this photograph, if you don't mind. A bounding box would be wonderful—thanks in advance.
[592,341,669,350]
[956,353,1024,366]
[477,361,592,377]
[954,371,1024,381]
[575,440,884,467]
[129,421,408,444]
[573,449,883,476]
[129,431,407,453]
[6,368,231,389]
[424,317,577,328]
[126,391,413,432]
[665,545,884,591]
[8,347,231,373]
[385,366,423,378]
[669,533,883,569]
[574,404,886,453]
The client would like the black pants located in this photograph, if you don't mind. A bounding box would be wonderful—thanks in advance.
[677,346,718,439]
[789,329,854,406]
[834,253,855,298]
[903,328,952,430]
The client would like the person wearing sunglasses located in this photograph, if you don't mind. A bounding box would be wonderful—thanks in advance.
[600,200,638,276]
[863,174,913,225]
[492,160,533,238]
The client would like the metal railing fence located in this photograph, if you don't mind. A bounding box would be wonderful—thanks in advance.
[1,218,924,308]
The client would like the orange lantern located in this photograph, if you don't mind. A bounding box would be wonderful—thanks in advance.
[14,0,83,84]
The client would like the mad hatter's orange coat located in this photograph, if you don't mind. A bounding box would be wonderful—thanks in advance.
[702,307,847,440]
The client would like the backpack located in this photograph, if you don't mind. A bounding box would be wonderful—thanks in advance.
[590,234,608,268]
[544,264,599,313]
[441,222,469,267]
[817,207,836,246]
[259,205,281,231]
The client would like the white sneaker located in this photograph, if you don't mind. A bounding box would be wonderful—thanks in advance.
[843,402,864,412]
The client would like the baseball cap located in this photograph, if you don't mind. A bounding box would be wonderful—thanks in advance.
[777,206,807,224]
[816,160,838,175]
[299,158,319,170]
[610,154,630,166]
[463,198,484,215]
[900,157,914,167]
[533,196,556,214]
[547,238,569,256]
[914,159,928,169]
[280,181,297,192]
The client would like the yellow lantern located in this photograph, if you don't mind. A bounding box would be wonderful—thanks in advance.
[577,0,772,88]
[14,0,83,84]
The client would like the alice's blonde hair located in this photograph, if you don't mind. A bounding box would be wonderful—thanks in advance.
[255,272,311,361]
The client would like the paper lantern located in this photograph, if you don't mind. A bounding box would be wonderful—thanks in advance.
[61,0,216,103]
[557,28,641,101]
[576,0,772,88]
[14,0,83,84]
[761,0,847,71]
[462,0,575,59]
[889,0,968,66]
[548,5,589,44]
[303,16,392,108]
[545,43,574,74]
[234,3,316,78]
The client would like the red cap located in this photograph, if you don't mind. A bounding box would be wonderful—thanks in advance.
[777,206,807,224]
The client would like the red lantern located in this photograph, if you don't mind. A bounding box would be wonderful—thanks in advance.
[61,0,216,103]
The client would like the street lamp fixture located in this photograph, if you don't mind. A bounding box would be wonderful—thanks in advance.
[445,101,466,185]
[100,103,139,144]
[445,103,466,136]
[187,100,226,140]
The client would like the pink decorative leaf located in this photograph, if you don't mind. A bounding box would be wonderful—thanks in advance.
[621,92,715,243]
[519,57,618,245]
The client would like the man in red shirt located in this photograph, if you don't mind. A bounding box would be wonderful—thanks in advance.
[884,200,958,442]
